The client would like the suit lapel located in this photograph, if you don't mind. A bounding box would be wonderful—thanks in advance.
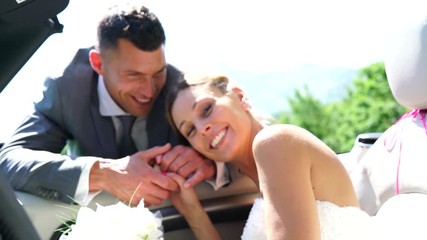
[147,89,170,148]
[89,74,119,158]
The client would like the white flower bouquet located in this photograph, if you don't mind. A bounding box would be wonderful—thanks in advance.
[61,200,163,240]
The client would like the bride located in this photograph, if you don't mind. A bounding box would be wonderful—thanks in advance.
[162,75,377,240]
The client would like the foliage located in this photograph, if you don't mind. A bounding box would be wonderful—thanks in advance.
[276,62,408,153]
[278,85,334,146]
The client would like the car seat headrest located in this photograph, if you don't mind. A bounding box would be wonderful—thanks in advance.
[385,16,427,109]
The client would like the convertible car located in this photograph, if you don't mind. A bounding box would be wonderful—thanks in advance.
[2,0,425,239]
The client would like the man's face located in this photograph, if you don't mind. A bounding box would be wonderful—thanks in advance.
[99,39,167,117]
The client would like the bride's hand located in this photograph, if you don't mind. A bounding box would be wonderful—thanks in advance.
[168,173,203,217]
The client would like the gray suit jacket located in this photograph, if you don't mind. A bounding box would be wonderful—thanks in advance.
[0,48,183,203]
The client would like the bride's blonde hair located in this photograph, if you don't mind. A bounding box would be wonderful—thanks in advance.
[165,74,275,142]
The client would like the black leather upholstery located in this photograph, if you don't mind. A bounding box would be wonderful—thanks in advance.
[0,173,40,240]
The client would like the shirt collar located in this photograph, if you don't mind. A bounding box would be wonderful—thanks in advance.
[97,75,129,116]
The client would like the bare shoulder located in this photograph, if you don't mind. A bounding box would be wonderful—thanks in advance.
[253,124,312,154]
[253,124,332,160]
[254,124,311,145]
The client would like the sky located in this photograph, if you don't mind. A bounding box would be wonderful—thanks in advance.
[0,0,426,140]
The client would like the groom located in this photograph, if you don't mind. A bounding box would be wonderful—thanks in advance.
[0,3,229,207]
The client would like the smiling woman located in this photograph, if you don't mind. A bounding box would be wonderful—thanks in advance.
[164,74,379,240]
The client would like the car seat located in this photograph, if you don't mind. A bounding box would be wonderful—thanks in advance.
[0,172,40,240]
[357,15,427,221]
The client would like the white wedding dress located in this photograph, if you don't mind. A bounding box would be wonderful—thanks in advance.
[241,197,377,240]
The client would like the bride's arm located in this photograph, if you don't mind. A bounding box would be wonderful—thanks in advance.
[168,173,222,240]
[253,124,321,240]
[177,203,221,240]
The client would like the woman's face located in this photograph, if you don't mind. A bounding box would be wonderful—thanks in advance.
[171,85,252,162]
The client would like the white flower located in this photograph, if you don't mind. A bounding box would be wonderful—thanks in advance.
[63,199,163,240]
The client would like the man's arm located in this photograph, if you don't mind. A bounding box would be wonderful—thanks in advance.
[0,111,86,203]
[0,72,94,204]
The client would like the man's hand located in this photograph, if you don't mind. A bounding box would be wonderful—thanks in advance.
[157,145,216,188]
[89,144,178,206]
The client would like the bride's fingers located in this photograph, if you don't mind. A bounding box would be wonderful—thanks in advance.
[167,172,185,187]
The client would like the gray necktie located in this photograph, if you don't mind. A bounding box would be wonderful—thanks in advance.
[118,116,137,156]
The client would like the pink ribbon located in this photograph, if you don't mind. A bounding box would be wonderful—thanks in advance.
[385,109,427,194]
[396,109,427,134]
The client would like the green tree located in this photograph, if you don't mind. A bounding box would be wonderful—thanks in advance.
[277,62,407,153]
[278,85,333,145]
[331,62,407,152]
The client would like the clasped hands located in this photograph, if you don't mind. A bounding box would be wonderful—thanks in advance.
[99,143,215,206]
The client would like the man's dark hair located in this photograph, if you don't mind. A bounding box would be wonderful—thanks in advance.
[97,4,165,53]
